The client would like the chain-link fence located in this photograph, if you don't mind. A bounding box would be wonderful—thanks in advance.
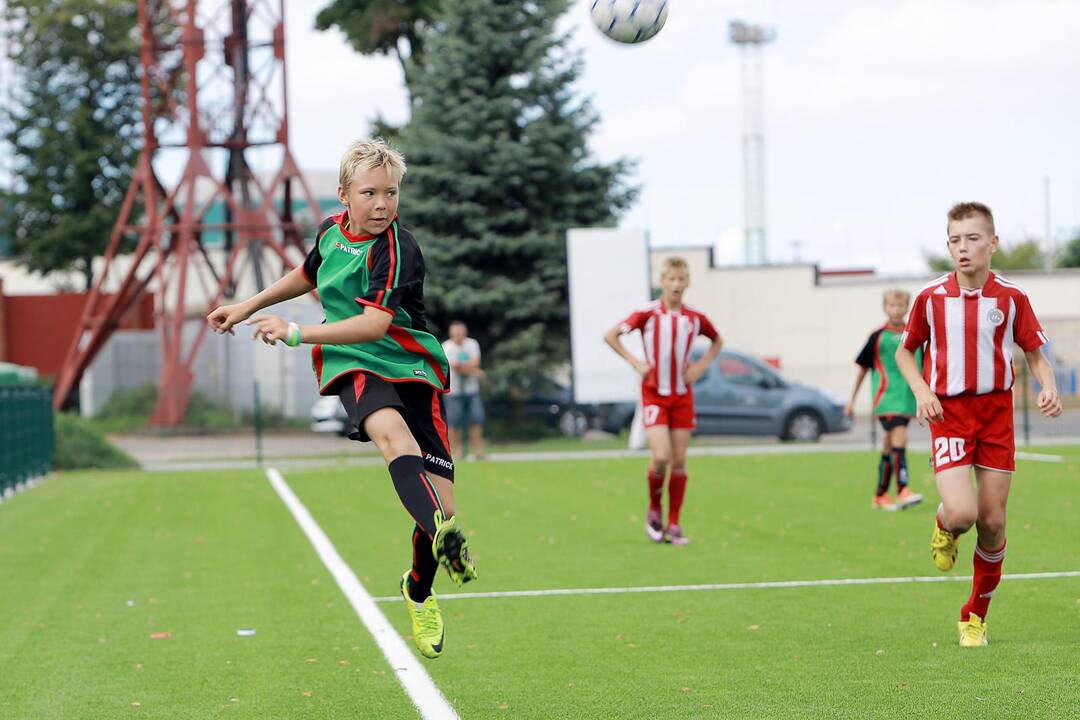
[0,383,53,497]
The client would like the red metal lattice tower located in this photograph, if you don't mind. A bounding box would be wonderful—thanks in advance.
[52,0,322,425]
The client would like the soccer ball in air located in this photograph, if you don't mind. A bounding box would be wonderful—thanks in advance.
[590,0,669,44]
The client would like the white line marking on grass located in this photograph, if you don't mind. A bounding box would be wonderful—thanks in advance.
[370,570,1080,603]
[265,468,458,720]
[1015,451,1063,463]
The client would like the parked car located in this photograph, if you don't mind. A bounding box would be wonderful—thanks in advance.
[310,395,350,436]
[601,349,851,441]
[485,375,596,438]
[310,376,596,438]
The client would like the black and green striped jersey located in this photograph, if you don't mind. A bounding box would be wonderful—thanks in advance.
[301,213,450,394]
[855,324,921,416]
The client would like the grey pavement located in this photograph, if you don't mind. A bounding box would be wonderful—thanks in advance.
[110,409,1080,472]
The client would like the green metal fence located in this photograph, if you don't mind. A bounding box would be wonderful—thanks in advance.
[0,384,53,497]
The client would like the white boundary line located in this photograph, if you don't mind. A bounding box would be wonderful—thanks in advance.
[1015,451,1063,463]
[370,570,1080,603]
[265,468,458,720]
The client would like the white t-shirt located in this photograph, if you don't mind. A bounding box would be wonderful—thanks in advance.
[442,337,482,395]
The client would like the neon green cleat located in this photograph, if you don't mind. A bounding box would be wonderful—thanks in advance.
[958,613,988,647]
[432,512,477,586]
[399,571,445,658]
[931,524,959,572]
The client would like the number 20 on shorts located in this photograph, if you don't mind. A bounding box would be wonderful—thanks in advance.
[934,437,966,468]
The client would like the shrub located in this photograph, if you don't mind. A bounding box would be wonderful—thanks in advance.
[53,413,139,470]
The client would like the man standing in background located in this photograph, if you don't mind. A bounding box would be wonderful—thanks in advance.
[443,320,486,459]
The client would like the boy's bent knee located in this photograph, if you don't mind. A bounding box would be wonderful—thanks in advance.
[945,509,977,533]
[368,422,420,460]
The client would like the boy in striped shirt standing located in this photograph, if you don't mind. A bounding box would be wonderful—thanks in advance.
[604,257,723,545]
[895,202,1061,647]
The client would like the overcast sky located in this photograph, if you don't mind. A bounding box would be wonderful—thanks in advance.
[285,0,1079,275]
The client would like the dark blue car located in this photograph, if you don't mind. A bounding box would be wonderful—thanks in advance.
[602,349,851,441]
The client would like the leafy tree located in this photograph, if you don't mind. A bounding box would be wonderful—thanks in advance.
[398,0,636,394]
[925,239,1045,274]
[1058,232,1080,268]
[1,0,141,289]
[315,0,441,78]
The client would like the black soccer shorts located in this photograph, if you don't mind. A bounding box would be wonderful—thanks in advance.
[332,371,455,481]
[877,414,911,432]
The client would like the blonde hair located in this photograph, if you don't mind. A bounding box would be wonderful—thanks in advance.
[947,201,995,235]
[339,138,406,192]
[660,256,689,278]
[882,288,910,307]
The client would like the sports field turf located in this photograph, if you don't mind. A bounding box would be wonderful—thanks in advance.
[1,447,1077,718]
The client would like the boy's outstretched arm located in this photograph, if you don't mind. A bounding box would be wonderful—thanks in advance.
[603,325,649,379]
[207,266,315,335]
[248,306,393,347]
[1024,348,1063,417]
[844,366,869,418]
[895,345,943,425]
[685,334,723,384]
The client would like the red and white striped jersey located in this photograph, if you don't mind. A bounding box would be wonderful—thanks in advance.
[618,300,719,396]
[901,272,1048,397]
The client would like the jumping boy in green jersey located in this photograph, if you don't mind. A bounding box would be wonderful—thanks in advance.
[207,138,476,660]
[845,289,924,510]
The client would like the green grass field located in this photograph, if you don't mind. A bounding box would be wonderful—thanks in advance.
[1,447,1077,719]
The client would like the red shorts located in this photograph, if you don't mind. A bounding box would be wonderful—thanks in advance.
[930,390,1015,474]
[641,386,696,430]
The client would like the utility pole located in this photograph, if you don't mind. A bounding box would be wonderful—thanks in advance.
[1044,175,1053,268]
[729,20,775,266]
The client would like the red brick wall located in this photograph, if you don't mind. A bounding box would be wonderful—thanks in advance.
[0,290,154,379]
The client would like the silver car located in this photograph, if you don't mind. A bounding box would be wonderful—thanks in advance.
[601,349,851,441]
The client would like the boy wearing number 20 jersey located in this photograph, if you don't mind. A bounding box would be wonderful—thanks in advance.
[895,202,1061,648]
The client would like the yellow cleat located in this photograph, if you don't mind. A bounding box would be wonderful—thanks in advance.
[931,524,958,571]
[958,613,988,647]
[399,571,445,659]
[432,512,478,586]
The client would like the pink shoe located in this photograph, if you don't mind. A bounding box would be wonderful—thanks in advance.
[645,509,664,543]
[896,486,924,508]
[665,524,690,545]
[872,494,897,511]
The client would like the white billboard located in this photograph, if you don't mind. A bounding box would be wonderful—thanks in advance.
[566,228,650,404]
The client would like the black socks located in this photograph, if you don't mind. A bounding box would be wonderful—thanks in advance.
[389,455,445,539]
[876,453,892,496]
[407,523,438,602]
[892,448,909,489]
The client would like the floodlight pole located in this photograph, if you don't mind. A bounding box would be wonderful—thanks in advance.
[729,20,775,266]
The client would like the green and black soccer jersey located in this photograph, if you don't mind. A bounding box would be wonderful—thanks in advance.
[302,213,450,394]
[855,325,921,417]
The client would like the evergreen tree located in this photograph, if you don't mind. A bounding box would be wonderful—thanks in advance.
[315,0,441,79]
[315,0,442,139]
[398,0,636,394]
[1,0,141,289]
